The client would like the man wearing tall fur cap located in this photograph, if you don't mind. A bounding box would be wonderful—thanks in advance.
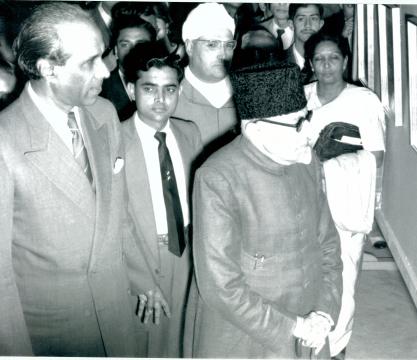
[184,61,342,358]
[173,2,238,160]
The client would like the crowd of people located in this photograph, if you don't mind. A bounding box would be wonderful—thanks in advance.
[0,2,385,360]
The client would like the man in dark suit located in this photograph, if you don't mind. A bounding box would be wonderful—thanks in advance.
[121,42,202,357]
[284,4,324,84]
[100,15,156,121]
[0,3,140,356]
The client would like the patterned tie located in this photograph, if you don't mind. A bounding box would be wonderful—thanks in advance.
[154,131,185,257]
[67,111,93,184]
[276,28,285,52]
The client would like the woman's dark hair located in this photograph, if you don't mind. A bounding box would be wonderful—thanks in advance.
[123,41,183,84]
[304,30,350,63]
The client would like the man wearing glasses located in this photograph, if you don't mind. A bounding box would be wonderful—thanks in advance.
[184,61,342,358]
[173,2,238,160]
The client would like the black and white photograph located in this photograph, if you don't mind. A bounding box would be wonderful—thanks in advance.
[0,1,417,359]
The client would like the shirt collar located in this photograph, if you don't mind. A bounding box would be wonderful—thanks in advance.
[134,111,170,136]
[27,82,74,123]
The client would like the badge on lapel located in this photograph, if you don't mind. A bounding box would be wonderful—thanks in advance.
[113,156,124,174]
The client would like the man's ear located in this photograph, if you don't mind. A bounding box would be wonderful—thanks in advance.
[37,58,55,78]
[184,39,193,57]
[319,19,324,30]
[127,82,135,101]
[288,19,294,31]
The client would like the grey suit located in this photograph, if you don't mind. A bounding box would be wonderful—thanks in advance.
[122,115,202,357]
[0,85,140,356]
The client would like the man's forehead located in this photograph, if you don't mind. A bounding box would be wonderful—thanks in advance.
[295,5,320,17]
[56,21,104,57]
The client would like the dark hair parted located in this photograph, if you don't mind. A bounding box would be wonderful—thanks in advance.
[111,15,157,48]
[13,2,93,80]
[304,31,350,63]
[123,41,184,84]
[288,4,323,20]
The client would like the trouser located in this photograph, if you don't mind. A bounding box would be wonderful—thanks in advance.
[329,228,366,356]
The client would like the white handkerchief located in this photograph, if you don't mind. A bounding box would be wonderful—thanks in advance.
[113,157,124,174]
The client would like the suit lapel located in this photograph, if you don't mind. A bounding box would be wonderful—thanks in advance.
[124,120,159,266]
[79,106,112,259]
[20,88,95,218]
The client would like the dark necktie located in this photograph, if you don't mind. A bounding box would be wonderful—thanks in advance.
[276,28,285,51]
[67,111,93,184]
[154,131,185,257]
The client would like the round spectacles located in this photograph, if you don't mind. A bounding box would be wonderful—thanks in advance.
[253,111,312,133]
[193,39,237,51]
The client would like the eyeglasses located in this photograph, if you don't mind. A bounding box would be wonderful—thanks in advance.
[193,39,237,51]
[253,111,312,133]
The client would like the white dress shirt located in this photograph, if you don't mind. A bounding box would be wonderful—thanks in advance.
[134,113,189,235]
[28,82,83,156]
[293,46,305,70]
[271,22,294,50]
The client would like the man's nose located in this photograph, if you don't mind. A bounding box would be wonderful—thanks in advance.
[155,89,164,103]
[97,58,110,79]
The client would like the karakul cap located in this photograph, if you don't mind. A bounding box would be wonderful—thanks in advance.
[182,3,235,42]
[230,61,307,120]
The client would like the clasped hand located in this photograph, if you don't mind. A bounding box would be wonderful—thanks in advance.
[293,312,332,355]
[138,287,171,325]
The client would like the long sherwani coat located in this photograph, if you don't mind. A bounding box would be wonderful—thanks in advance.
[0,85,140,356]
[121,116,202,357]
[185,135,342,359]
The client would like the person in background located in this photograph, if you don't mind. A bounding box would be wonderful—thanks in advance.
[304,31,386,360]
[100,15,156,121]
[121,41,202,357]
[85,1,118,71]
[258,3,294,51]
[0,2,141,356]
[0,57,17,110]
[322,4,356,81]
[173,2,238,160]
[184,60,342,358]
[152,3,186,63]
[284,3,324,84]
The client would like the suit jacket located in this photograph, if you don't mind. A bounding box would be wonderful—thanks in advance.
[121,115,202,357]
[0,85,140,356]
[100,69,136,122]
[283,45,315,85]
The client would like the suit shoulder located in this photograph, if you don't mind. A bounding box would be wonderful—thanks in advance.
[171,116,199,134]
[86,96,118,121]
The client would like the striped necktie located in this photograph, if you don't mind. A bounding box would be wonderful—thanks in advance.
[67,111,93,184]
[154,131,185,257]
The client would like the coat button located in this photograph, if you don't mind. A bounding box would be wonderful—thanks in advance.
[155,269,160,275]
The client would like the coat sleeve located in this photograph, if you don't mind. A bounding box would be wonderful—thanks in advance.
[192,166,297,353]
[0,151,33,355]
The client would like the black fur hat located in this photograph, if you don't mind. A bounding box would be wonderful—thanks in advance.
[229,61,307,120]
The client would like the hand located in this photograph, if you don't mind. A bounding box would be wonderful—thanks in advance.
[138,287,171,325]
[294,312,332,355]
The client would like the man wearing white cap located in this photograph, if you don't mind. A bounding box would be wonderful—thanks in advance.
[173,2,238,158]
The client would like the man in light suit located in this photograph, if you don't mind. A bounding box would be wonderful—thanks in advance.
[0,3,140,356]
[121,42,202,357]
